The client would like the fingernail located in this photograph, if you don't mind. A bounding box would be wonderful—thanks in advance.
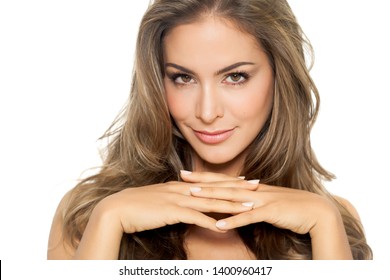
[238,176,245,179]
[180,170,192,175]
[242,202,254,208]
[190,186,201,193]
[247,179,260,185]
[216,220,227,228]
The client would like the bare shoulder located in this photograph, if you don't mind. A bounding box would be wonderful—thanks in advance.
[333,195,361,222]
[47,190,76,259]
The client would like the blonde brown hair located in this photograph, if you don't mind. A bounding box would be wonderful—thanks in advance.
[63,0,372,259]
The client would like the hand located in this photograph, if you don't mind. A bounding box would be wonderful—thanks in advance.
[94,173,257,234]
[181,171,353,259]
[182,173,340,236]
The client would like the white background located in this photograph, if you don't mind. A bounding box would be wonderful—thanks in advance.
[0,0,389,278]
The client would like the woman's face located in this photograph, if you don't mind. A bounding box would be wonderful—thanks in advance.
[163,16,274,173]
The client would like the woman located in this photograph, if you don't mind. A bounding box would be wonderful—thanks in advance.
[47,0,372,259]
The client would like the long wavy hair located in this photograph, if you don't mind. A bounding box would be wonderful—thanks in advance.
[62,0,372,259]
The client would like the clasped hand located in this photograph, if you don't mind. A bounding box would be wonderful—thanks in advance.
[97,171,340,238]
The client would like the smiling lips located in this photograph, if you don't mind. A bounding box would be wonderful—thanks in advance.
[193,128,235,144]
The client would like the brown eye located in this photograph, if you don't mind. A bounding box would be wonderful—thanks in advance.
[181,75,192,83]
[170,73,195,85]
[224,72,249,85]
[230,73,242,82]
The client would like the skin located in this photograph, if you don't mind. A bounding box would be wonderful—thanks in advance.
[47,16,355,260]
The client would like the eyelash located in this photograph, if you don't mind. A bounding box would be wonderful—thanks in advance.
[168,71,250,86]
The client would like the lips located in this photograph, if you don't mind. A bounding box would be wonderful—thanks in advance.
[193,128,235,144]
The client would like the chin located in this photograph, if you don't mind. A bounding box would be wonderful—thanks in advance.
[195,150,244,167]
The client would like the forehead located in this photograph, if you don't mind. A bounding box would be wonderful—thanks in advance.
[163,16,264,67]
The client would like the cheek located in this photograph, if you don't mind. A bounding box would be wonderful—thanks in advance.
[232,85,273,121]
[165,83,191,122]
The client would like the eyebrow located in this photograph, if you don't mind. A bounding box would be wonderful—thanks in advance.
[165,62,255,76]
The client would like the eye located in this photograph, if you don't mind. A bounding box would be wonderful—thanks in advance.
[224,72,249,85]
[170,73,195,85]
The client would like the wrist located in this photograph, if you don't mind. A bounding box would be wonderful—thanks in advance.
[74,199,124,259]
[92,198,124,235]
[309,202,352,260]
[309,202,342,239]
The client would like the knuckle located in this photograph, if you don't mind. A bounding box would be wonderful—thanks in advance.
[242,210,256,223]
[241,180,256,190]
[165,181,187,192]
[204,198,218,207]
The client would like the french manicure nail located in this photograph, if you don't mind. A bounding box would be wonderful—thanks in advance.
[238,176,245,179]
[180,170,192,175]
[190,186,201,193]
[247,179,260,185]
[216,220,227,228]
[242,202,254,208]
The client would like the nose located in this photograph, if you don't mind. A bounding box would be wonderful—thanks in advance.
[195,84,224,123]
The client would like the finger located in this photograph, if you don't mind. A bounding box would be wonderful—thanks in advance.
[180,170,244,183]
[186,179,260,192]
[180,170,260,190]
[202,179,260,190]
[214,209,267,230]
[157,180,257,198]
[173,207,224,232]
[189,186,261,203]
[179,194,255,214]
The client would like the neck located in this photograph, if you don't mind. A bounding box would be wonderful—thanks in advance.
[184,225,256,260]
[187,225,238,239]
